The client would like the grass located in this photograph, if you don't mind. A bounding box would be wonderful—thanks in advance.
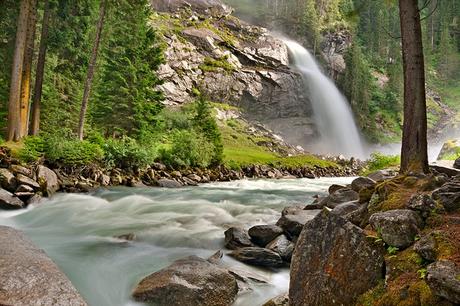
[361,153,400,175]
[199,56,235,73]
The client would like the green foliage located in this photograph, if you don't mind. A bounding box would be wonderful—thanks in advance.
[18,137,47,163]
[363,153,400,174]
[387,245,399,255]
[102,137,157,169]
[46,137,104,167]
[199,56,235,73]
[160,130,214,168]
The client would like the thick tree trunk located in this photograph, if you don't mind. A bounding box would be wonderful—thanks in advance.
[77,0,107,140]
[6,0,30,141]
[399,0,429,174]
[30,0,51,136]
[19,0,38,138]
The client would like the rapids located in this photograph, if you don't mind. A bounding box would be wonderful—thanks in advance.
[0,177,354,306]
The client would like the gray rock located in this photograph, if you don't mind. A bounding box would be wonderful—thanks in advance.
[224,227,253,250]
[229,247,284,268]
[367,169,396,182]
[426,260,460,304]
[369,209,423,249]
[0,226,87,306]
[290,210,385,306]
[16,174,40,189]
[0,188,24,210]
[432,181,460,212]
[330,201,360,217]
[351,176,376,192]
[430,165,460,177]
[406,193,436,218]
[132,256,238,306]
[157,178,182,188]
[15,184,35,193]
[328,184,346,194]
[187,173,202,182]
[10,164,32,177]
[37,165,59,195]
[281,205,304,216]
[266,235,294,261]
[413,233,438,262]
[276,209,321,238]
[27,193,43,205]
[99,174,111,186]
[248,224,283,247]
[262,292,289,306]
[207,250,223,264]
[324,188,359,209]
[0,168,16,191]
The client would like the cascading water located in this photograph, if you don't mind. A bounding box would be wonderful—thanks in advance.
[284,40,365,158]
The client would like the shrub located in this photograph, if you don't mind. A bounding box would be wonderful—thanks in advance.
[364,153,400,174]
[18,136,46,163]
[160,130,214,168]
[103,137,157,169]
[46,137,104,167]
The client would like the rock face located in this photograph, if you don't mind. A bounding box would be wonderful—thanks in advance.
[150,2,318,148]
[0,188,24,209]
[248,224,283,247]
[229,247,284,267]
[0,226,87,306]
[132,255,238,306]
[290,210,385,306]
[426,260,460,304]
[224,227,253,250]
[369,209,423,249]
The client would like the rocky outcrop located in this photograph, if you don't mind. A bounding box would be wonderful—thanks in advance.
[0,226,87,306]
[426,260,460,304]
[132,255,238,306]
[369,209,423,249]
[289,210,385,306]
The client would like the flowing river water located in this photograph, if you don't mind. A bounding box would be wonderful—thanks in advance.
[0,177,354,306]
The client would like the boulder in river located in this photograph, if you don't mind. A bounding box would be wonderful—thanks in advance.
[0,188,24,209]
[157,178,183,188]
[266,234,294,261]
[369,209,423,249]
[132,255,238,306]
[324,188,359,209]
[276,209,321,238]
[0,226,87,306]
[289,209,385,306]
[229,247,284,268]
[224,227,254,250]
[426,260,460,304]
[37,165,59,195]
[248,224,283,247]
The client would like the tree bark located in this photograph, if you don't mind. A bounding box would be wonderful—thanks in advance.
[30,0,51,136]
[399,0,429,174]
[6,0,30,141]
[77,0,107,140]
[19,0,38,138]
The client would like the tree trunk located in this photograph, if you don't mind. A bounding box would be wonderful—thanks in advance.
[19,0,38,138]
[30,0,51,136]
[77,0,107,140]
[399,0,429,174]
[6,0,30,141]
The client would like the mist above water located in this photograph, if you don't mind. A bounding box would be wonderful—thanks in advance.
[284,40,365,158]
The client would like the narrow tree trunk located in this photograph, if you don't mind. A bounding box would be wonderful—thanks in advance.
[6,0,30,141]
[77,0,107,140]
[19,0,38,138]
[399,0,429,174]
[30,0,51,136]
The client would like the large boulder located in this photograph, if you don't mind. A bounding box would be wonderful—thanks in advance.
[229,247,284,268]
[369,209,423,249]
[224,227,253,250]
[351,176,376,192]
[289,210,385,306]
[0,168,16,191]
[323,188,359,209]
[426,260,460,304]
[0,188,24,209]
[432,180,460,212]
[132,256,238,306]
[276,209,321,238]
[37,165,59,195]
[248,224,283,247]
[16,173,40,189]
[157,178,182,188]
[0,226,87,306]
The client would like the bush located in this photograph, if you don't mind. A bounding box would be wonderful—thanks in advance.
[364,153,400,174]
[18,136,46,163]
[160,130,214,168]
[46,137,104,167]
[103,137,157,169]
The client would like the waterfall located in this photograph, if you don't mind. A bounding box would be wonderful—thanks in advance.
[284,40,365,158]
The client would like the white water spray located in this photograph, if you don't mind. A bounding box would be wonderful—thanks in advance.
[284,40,365,158]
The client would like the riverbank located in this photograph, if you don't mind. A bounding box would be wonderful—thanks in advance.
[0,146,363,210]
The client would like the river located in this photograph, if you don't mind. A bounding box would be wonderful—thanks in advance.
[0,177,354,306]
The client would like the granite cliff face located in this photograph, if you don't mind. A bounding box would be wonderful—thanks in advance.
[150,0,317,146]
